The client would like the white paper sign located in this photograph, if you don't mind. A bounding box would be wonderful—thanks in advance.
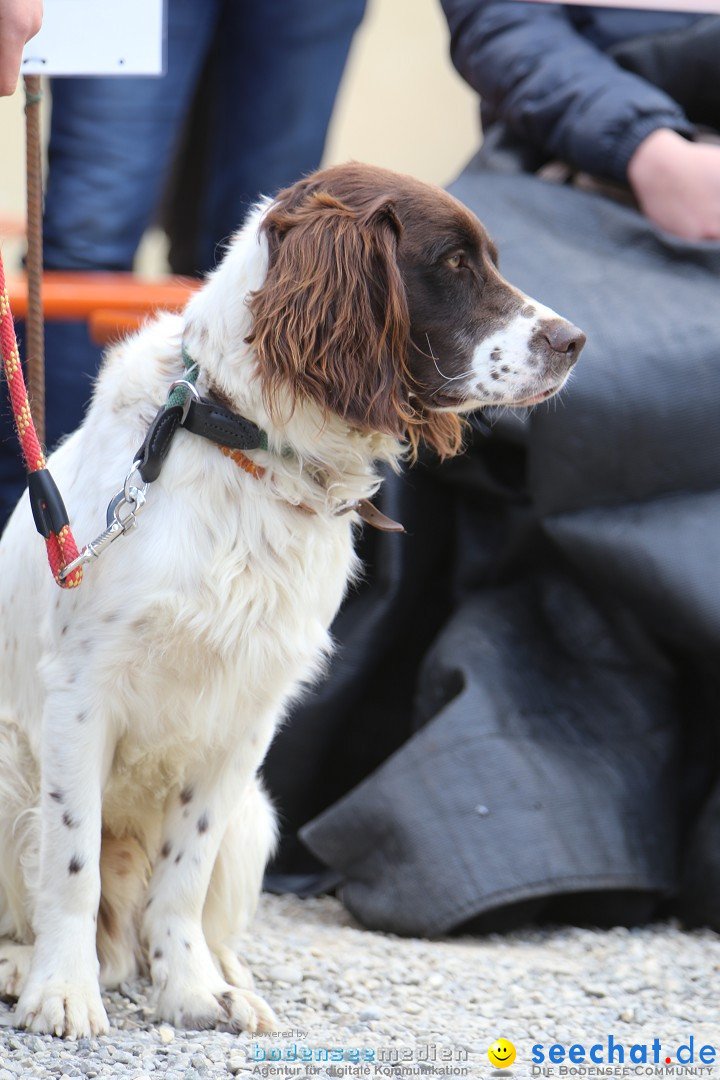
[22,0,165,76]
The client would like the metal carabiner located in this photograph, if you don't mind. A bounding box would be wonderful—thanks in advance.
[105,462,149,529]
[57,373,199,584]
[122,461,149,512]
[58,461,150,583]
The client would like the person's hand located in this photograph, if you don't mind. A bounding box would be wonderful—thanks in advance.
[627,128,720,242]
[0,0,42,96]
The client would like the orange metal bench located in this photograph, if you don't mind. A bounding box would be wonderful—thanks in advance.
[6,271,200,344]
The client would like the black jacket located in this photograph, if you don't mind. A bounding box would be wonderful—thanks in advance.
[439,1,702,180]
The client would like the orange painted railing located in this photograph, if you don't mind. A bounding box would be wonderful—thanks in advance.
[6,271,199,344]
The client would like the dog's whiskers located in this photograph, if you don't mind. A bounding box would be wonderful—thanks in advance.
[426,335,475,394]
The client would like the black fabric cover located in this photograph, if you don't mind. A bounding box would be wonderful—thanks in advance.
[263,159,720,938]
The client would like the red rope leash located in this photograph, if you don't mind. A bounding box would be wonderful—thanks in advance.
[0,249,83,588]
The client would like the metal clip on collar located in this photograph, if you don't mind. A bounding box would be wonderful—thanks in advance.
[57,462,149,583]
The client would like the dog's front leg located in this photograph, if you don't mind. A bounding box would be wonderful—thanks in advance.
[143,755,277,1033]
[15,688,111,1038]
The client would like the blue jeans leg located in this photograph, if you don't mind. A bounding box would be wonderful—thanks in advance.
[0,0,222,528]
[195,0,367,272]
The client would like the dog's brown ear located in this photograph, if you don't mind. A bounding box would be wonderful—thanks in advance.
[247,189,419,441]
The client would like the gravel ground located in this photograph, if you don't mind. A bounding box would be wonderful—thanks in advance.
[1,893,719,1080]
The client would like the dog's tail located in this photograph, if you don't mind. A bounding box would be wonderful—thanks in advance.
[203,777,277,945]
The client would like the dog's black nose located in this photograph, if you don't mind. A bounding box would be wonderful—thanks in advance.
[541,319,586,365]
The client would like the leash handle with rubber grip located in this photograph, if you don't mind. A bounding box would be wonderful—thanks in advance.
[27,469,71,539]
[0,250,83,588]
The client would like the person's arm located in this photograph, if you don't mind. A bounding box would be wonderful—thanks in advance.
[628,128,720,241]
[0,0,42,96]
[439,0,694,182]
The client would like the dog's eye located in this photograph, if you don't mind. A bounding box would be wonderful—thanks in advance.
[446,253,463,270]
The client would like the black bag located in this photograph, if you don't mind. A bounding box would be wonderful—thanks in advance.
[611,16,720,131]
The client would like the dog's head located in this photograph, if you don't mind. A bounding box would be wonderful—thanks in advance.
[246,163,584,459]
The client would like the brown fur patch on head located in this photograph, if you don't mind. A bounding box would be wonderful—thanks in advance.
[245,177,463,460]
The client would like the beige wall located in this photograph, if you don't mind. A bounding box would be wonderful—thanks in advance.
[0,0,480,270]
[323,0,479,186]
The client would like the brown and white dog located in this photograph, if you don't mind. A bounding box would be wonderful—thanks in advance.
[0,164,584,1037]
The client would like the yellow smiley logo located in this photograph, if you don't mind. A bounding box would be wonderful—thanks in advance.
[488,1039,516,1069]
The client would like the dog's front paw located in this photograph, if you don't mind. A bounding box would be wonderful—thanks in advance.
[157,982,278,1034]
[16,978,109,1038]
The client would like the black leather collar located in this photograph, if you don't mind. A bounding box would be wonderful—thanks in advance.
[183,396,265,451]
[134,395,264,484]
[132,386,405,533]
